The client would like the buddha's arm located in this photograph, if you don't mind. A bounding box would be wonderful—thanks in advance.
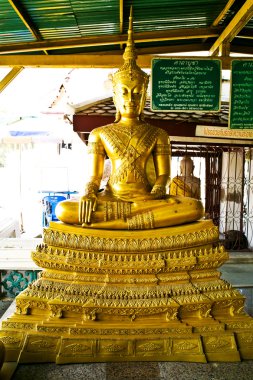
[79,130,105,224]
[151,130,171,199]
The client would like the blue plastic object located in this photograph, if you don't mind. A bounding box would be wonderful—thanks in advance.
[42,195,66,227]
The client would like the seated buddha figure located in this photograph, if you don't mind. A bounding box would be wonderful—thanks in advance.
[170,156,201,200]
[56,12,203,230]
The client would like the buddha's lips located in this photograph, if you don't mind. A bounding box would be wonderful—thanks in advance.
[124,104,136,110]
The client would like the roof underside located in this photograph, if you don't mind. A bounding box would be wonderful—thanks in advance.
[76,97,229,125]
[0,0,252,57]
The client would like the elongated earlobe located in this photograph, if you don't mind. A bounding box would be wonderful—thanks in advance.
[114,110,121,123]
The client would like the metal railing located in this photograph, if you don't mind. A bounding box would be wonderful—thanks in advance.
[171,143,253,250]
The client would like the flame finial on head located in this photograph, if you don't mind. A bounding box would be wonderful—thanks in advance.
[122,6,137,64]
[113,6,149,86]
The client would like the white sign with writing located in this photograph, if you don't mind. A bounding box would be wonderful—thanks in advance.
[196,125,253,139]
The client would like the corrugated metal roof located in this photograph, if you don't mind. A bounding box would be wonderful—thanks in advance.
[123,0,229,32]
[0,0,252,55]
[0,1,35,43]
[24,0,120,39]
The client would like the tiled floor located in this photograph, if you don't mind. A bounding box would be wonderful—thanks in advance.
[0,298,12,318]
[221,263,253,287]
[0,262,252,380]
[221,262,253,316]
[236,287,253,316]
[9,360,253,380]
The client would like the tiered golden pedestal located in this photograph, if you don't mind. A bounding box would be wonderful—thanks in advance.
[1,219,253,363]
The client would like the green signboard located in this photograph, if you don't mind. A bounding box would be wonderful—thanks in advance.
[230,60,253,129]
[151,58,221,112]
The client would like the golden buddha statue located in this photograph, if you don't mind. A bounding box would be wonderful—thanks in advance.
[170,156,201,199]
[1,8,253,366]
[56,11,203,230]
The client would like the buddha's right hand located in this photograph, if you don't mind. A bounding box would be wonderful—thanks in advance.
[79,194,97,225]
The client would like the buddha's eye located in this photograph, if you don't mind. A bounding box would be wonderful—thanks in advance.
[133,87,142,95]
[121,87,128,95]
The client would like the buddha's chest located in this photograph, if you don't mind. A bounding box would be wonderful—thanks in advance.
[101,125,156,159]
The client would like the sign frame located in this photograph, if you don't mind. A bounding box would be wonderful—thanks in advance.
[151,57,221,113]
[229,59,253,130]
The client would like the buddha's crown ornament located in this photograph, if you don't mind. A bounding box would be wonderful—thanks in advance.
[112,6,149,87]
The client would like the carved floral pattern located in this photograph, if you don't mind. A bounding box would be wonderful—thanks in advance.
[102,343,127,353]
[204,337,232,351]
[64,343,91,353]
[237,334,253,344]
[43,225,219,252]
[1,221,253,363]
[30,339,57,350]
[173,341,199,351]
[0,336,21,345]
[137,342,163,352]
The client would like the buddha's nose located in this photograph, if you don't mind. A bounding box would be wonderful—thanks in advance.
[128,92,134,102]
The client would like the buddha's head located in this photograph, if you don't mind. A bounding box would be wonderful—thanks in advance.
[180,156,194,177]
[112,7,149,121]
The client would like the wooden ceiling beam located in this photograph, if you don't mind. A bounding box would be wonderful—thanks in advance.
[0,27,221,54]
[230,44,253,55]
[119,0,124,49]
[0,66,23,93]
[202,0,236,45]
[219,41,230,57]
[87,43,213,56]
[8,0,41,40]
[119,0,124,34]
[237,28,253,39]
[212,0,236,26]
[0,55,130,68]
[135,43,212,55]
[7,0,48,55]
[209,0,253,56]
[0,54,237,70]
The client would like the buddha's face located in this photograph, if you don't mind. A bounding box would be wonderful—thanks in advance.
[114,78,146,118]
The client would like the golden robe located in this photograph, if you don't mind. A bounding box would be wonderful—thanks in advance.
[170,176,200,199]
